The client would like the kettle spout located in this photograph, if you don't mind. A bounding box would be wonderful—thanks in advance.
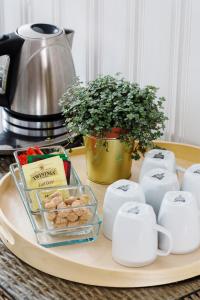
[64,29,74,49]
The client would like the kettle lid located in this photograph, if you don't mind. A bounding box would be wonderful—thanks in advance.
[17,23,63,39]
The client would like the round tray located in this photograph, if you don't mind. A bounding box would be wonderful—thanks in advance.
[0,141,200,287]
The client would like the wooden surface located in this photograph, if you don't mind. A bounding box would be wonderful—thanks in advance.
[0,141,200,287]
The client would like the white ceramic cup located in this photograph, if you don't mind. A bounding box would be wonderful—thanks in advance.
[140,168,179,216]
[139,149,176,181]
[158,191,200,254]
[182,164,200,208]
[112,202,172,267]
[103,179,145,240]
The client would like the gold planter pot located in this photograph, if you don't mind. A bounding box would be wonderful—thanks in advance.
[84,135,133,184]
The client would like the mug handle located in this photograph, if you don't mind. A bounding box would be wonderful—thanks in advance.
[154,224,173,256]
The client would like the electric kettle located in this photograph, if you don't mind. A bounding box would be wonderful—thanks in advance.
[0,23,76,138]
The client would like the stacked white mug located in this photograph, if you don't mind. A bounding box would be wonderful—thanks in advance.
[139,149,176,181]
[103,179,145,240]
[182,164,200,208]
[140,168,179,216]
[112,202,172,267]
[158,191,200,254]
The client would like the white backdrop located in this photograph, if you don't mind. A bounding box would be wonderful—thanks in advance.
[0,0,199,146]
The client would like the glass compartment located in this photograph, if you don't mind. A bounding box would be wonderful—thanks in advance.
[36,185,97,234]
[12,145,81,213]
[10,163,102,248]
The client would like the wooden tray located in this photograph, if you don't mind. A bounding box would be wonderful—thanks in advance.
[0,141,200,287]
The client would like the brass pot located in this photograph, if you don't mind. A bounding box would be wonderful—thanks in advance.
[84,135,133,184]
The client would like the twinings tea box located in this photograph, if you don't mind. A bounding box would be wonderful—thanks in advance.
[22,156,67,211]
[22,156,67,188]
[27,154,71,184]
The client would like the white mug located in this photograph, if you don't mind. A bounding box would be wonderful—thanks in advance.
[158,191,200,254]
[140,168,179,216]
[112,202,172,267]
[103,179,145,240]
[139,149,176,181]
[182,164,200,208]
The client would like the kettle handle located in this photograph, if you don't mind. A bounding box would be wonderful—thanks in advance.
[0,32,24,107]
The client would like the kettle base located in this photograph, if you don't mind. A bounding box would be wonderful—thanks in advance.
[0,130,83,154]
[2,109,67,138]
[0,108,83,154]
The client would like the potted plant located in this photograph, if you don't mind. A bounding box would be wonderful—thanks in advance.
[60,75,167,184]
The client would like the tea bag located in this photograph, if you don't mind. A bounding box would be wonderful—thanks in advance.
[27,153,71,184]
[22,156,67,211]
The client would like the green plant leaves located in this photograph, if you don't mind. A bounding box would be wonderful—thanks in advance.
[59,75,167,160]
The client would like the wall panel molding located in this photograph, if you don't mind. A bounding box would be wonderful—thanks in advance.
[165,0,182,141]
[0,0,5,34]
[52,0,61,26]
[20,0,32,24]
[175,0,192,142]
[86,0,96,82]
[126,0,146,83]
[96,0,104,76]
[126,0,135,80]
[134,0,146,85]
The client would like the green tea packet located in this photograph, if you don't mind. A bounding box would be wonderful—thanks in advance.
[27,153,69,163]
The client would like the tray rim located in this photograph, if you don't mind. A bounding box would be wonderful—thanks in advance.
[0,140,200,287]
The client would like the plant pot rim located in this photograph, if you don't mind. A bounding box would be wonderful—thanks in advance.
[85,128,129,140]
[85,134,120,141]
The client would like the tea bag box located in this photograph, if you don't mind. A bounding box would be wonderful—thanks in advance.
[140,168,180,216]
[103,179,145,240]
[140,149,176,181]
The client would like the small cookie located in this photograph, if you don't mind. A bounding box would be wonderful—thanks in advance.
[54,215,67,225]
[79,208,92,222]
[57,201,69,218]
[45,200,56,210]
[51,195,63,206]
[66,211,78,222]
[64,196,76,205]
[71,200,84,216]
[57,201,67,209]
[48,191,62,200]
[47,212,56,221]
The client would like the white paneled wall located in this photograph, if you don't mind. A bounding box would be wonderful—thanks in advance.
[0,0,199,146]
